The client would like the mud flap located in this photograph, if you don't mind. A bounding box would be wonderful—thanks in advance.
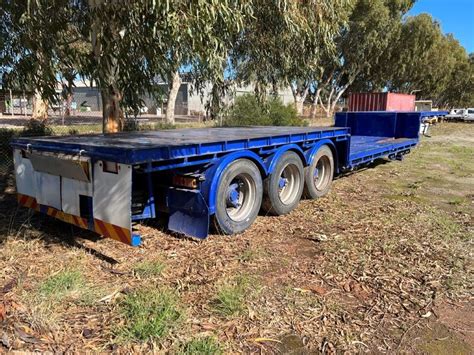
[167,188,209,239]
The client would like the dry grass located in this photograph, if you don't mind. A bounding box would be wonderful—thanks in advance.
[0,122,472,353]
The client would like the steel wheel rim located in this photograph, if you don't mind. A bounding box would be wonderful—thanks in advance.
[314,156,331,191]
[278,164,301,205]
[225,173,255,222]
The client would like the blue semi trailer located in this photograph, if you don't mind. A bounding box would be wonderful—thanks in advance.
[11,111,445,246]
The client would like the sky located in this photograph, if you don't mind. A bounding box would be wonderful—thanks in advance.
[408,0,474,53]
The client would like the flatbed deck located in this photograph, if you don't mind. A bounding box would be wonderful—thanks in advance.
[12,126,350,164]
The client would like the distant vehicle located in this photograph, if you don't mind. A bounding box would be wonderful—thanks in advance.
[465,109,474,121]
[446,109,474,121]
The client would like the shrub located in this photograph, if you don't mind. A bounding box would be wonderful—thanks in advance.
[222,94,307,127]
[123,119,176,132]
[21,119,53,137]
[122,119,141,132]
[0,128,18,151]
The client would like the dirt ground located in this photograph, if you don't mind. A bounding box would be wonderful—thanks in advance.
[0,122,472,353]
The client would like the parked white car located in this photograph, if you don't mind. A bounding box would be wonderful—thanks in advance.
[464,108,474,121]
[445,108,474,121]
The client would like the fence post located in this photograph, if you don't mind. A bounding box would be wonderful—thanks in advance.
[23,92,27,117]
[9,89,13,115]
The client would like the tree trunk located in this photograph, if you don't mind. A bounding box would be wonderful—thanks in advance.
[331,81,352,112]
[330,85,349,114]
[292,85,308,116]
[32,91,48,119]
[165,70,181,125]
[320,86,335,118]
[295,99,304,116]
[310,88,322,119]
[65,93,73,117]
[64,76,74,117]
[101,85,123,133]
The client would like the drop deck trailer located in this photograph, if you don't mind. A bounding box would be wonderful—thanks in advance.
[11,111,445,246]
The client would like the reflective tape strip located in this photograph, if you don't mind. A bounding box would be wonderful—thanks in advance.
[94,219,131,245]
[17,193,39,211]
[17,193,132,245]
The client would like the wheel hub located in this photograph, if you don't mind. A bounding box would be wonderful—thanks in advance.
[279,177,288,189]
[226,183,241,208]
[314,167,320,179]
[278,164,301,205]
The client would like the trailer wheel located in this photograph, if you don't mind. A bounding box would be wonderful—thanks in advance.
[303,145,334,199]
[261,151,304,215]
[214,159,263,235]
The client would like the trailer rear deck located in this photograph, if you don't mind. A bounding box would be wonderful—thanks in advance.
[11,126,350,164]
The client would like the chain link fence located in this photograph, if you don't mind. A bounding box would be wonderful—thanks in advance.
[0,102,207,178]
[0,99,333,179]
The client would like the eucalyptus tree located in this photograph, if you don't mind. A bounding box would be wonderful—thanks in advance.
[317,0,414,116]
[230,0,350,115]
[141,1,252,124]
[437,49,474,108]
[85,1,254,129]
[386,14,473,107]
[2,1,251,130]
[0,1,81,119]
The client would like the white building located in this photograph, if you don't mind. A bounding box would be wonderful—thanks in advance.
[70,77,295,116]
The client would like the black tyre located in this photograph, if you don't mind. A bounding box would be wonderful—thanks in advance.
[214,159,263,235]
[261,151,304,215]
[303,145,334,199]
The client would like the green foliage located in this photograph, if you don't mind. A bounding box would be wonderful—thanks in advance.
[39,270,84,299]
[180,337,223,355]
[133,260,165,278]
[350,11,473,108]
[0,128,18,151]
[21,119,53,137]
[231,1,350,99]
[1,0,471,125]
[153,122,177,130]
[317,0,415,113]
[116,288,182,342]
[223,95,306,127]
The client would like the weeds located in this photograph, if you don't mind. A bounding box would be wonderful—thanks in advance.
[211,275,255,317]
[180,336,223,355]
[16,268,86,331]
[238,248,260,263]
[116,288,182,342]
[134,259,165,278]
[39,269,84,299]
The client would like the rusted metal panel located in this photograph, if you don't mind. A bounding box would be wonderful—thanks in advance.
[348,93,415,112]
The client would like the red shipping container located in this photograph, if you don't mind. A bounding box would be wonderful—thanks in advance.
[348,92,415,112]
